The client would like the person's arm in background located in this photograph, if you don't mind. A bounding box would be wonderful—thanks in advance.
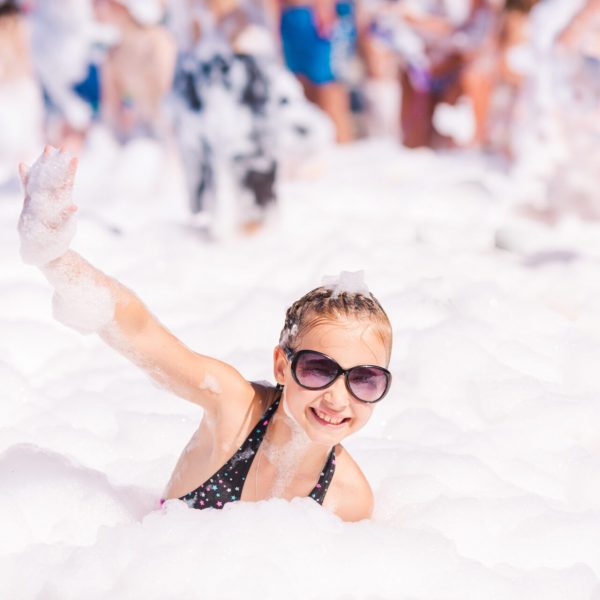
[557,0,600,50]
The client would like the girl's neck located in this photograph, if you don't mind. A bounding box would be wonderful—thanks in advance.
[262,391,332,478]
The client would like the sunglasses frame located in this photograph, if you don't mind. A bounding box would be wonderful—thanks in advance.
[283,347,392,403]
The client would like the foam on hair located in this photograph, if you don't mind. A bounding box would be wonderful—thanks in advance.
[278,285,393,360]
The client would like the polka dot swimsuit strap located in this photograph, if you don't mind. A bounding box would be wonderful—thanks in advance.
[309,446,337,505]
[178,386,337,510]
[179,395,280,510]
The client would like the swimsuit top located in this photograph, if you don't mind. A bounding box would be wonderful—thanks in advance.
[178,390,337,510]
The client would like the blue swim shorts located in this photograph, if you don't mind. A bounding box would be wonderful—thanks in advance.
[280,3,355,85]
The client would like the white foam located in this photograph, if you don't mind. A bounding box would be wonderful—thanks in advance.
[321,270,371,298]
[199,374,221,394]
[3,36,600,596]
[18,149,77,266]
[0,79,44,182]
[51,279,115,334]
[262,388,314,497]
[0,444,145,554]
[41,253,116,334]
[433,97,476,146]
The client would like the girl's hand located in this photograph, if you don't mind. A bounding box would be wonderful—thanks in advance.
[18,146,79,267]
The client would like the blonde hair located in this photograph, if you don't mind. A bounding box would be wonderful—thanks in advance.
[279,287,393,360]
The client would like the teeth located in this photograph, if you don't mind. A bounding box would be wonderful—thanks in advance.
[314,408,345,425]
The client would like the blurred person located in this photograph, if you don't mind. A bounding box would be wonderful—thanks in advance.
[553,0,600,114]
[543,0,600,220]
[169,0,334,237]
[488,0,538,159]
[497,0,600,235]
[554,0,600,118]
[459,0,503,148]
[356,0,401,137]
[279,0,357,143]
[27,0,109,151]
[93,0,176,143]
[0,0,43,183]
[398,0,501,149]
[556,0,600,52]
[170,0,280,236]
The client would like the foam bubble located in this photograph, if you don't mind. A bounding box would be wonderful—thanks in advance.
[42,254,115,334]
[4,86,600,599]
[199,374,221,394]
[321,270,370,298]
[0,444,145,553]
[18,149,77,266]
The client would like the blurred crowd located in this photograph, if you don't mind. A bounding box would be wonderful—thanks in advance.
[1,0,599,231]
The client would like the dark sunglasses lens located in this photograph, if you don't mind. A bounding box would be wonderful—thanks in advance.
[348,366,389,402]
[294,352,339,388]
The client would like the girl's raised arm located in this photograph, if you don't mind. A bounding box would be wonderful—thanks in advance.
[18,147,252,411]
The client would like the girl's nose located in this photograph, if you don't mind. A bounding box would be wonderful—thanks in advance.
[322,376,351,410]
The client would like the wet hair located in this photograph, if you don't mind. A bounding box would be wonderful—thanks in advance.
[279,286,393,361]
[0,1,20,17]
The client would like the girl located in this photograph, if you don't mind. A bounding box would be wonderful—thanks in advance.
[17,147,393,522]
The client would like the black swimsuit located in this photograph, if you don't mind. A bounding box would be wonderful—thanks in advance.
[178,392,337,510]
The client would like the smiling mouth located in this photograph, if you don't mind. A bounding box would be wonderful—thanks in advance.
[309,407,350,428]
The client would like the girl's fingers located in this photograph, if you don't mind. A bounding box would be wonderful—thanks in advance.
[62,158,78,190]
[59,206,75,219]
[25,147,77,196]
[67,157,79,178]
[18,163,29,185]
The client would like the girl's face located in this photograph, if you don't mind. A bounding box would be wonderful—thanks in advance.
[274,317,389,446]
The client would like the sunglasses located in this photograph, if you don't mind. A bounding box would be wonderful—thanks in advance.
[283,347,391,403]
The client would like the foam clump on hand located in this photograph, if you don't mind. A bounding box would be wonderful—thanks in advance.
[321,270,370,298]
[18,147,78,267]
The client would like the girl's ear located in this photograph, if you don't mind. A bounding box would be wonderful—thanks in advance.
[273,346,287,385]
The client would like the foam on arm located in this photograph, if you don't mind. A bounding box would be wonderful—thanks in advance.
[17,148,251,408]
[43,249,247,407]
[42,251,117,334]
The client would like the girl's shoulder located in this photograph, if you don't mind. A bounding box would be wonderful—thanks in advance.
[324,445,374,522]
[212,380,273,427]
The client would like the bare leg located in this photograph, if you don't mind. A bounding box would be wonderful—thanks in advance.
[295,73,353,144]
[400,70,434,148]
[297,75,319,105]
[461,62,494,147]
[359,33,400,137]
[315,82,353,143]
